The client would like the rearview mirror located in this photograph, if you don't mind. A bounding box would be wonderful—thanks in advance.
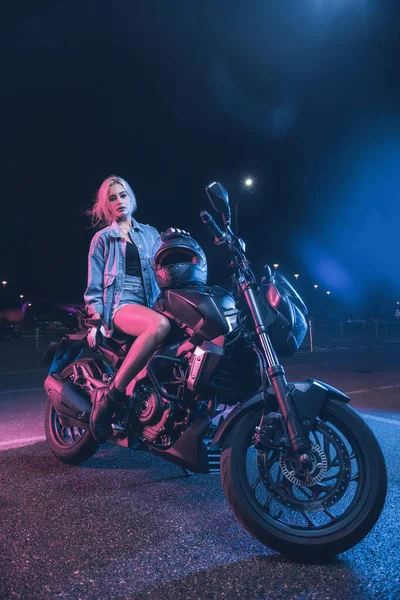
[205,182,231,226]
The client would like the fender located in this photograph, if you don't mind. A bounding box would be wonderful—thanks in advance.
[41,336,86,373]
[210,378,350,450]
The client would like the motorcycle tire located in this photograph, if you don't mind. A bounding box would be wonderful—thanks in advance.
[220,399,387,561]
[45,360,101,465]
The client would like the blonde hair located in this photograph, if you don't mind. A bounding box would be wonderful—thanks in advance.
[86,175,137,228]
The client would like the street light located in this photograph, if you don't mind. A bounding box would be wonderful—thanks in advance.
[20,294,24,299]
[244,178,253,187]
[294,274,299,280]
[28,303,32,307]
[326,291,331,295]
[1,280,7,289]
[314,284,318,289]
[273,264,279,269]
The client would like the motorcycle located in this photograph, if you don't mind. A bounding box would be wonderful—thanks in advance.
[42,182,387,560]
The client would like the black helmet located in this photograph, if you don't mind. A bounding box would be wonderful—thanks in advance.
[152,228,207,289]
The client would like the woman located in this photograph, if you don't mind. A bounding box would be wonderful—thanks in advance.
[84,175,170,443]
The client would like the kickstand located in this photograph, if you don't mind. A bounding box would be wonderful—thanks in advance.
[181,467,192,477]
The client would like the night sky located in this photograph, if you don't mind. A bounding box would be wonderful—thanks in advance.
[2,1,400,315]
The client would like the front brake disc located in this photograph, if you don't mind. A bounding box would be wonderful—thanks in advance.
[256,422,352,512]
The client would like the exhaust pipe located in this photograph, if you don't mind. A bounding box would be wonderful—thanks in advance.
[44,373,92,428]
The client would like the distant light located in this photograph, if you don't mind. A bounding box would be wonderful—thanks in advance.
[273,263,279,269]
[326,291,331,295]
[244,178,253,187]
[397,301,400,305]
[1,280,7,287]
[28,303,32,307]
[314,284,318,289]
[20,294,24,299]
[294,273,299,279]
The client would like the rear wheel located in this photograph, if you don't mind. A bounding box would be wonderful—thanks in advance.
[45,360,101,465]
[220,400,387,560]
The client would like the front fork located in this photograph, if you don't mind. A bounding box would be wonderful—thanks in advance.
[243,284,310,456]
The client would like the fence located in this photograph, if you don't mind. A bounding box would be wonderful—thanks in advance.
[304,320,400,350]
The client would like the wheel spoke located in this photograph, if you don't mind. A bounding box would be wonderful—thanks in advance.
[275,467,284,484]
[265,450,279,468]
[309,482,335,495]
[301,511,315,528]
[251,475,261,491]
[323,508,337,522]
[323,434,331,462]
[264,492,273,510]
[295,485,312,499]
[350,473,359,483]
[321,473,339,482]
[51,408,83,446]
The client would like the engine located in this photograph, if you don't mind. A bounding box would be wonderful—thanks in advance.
[133,384,188,446]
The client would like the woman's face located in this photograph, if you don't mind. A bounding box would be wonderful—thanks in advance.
[108,183,132,221]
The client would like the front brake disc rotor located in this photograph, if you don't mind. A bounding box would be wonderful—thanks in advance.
[256,422,352,512]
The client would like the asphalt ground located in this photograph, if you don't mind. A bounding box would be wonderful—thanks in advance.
[0,335,399,599]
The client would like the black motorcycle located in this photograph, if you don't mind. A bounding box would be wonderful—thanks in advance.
[43,182,387,560]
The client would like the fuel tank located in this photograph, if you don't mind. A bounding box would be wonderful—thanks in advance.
[152,284,239,344]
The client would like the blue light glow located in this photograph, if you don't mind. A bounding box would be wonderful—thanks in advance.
[293,118,400,307]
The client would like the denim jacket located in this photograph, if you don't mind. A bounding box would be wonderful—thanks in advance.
[84,218,161,336]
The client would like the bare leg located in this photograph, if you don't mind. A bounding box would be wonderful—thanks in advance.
[113,304,171,392]
[89,304,170,443]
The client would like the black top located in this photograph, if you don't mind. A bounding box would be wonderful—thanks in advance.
[125,241,142,277]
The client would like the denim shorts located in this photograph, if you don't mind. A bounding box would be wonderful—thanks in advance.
[112,275,146,322]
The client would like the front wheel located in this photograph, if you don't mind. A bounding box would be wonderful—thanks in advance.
[220,399,387,560]
[45,360,101,465]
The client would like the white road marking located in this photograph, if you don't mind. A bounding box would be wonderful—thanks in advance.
[286,362,333,368]
[0,387,44,395]
[1,415,399,452]
[361,414,400,427]
[0,368,46,376]
[0,436,46,449]
[346,383,400,395]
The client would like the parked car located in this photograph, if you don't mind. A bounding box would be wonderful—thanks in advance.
[0,322,22,341]
[45,320,69,334]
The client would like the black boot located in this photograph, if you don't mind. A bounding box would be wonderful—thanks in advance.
[90,384,126,443]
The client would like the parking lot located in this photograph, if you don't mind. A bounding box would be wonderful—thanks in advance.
[0,334,399,599]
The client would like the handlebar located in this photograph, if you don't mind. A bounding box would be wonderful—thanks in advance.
[200,210,226,244]
[200,208,256,283]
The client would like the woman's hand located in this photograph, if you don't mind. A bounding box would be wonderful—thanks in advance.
[87,326,100,348]
[86,314,102,348]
